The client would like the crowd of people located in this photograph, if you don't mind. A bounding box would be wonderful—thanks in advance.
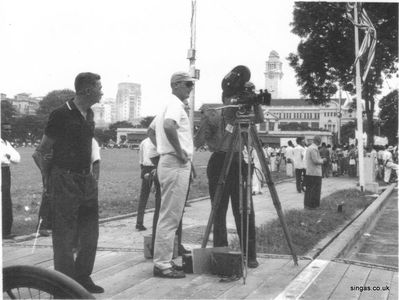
[2,70,398,291]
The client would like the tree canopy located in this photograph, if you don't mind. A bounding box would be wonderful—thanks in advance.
[288,2,398,145]
[36,89,75,117]
[379,89,398,144]
[1,100,17,123]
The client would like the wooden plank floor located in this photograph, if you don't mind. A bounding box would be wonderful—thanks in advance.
[302,261,398,300]
[5,244,396,299]
[3,245,308,299]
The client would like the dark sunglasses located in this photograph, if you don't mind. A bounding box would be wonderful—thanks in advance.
[181,81,194,88]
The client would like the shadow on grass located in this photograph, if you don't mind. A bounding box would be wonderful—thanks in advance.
[232,189,374,256]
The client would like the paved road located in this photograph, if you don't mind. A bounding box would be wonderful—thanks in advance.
[345,188,398,267]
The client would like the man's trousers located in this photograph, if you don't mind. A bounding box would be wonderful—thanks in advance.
[2,166,12,236]
[153,154,191,270]
[304,175,322,209]
[136,165,156,226]
[49,166,99,280]
[207,152,257,260]
[295,168,306,193]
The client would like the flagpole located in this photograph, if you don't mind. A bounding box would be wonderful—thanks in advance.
[354,3,365,191]
[188,0,197,134]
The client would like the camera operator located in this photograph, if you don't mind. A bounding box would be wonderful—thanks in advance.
[195,82,264,269]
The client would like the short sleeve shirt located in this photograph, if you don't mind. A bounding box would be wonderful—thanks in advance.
[45,99,94,171]
[151,95,193,159]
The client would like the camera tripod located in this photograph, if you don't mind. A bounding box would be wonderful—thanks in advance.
[201,111,298,284]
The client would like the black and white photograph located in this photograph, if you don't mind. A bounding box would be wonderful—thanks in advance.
[1,0,398,299]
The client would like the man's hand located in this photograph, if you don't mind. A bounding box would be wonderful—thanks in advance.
[176,149,189,164]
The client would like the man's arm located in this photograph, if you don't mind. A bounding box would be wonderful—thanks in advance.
[147,127,157,147]
[164,118,188,163]
[33,135,55,179]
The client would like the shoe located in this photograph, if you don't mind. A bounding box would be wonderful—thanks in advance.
[136,224,147,231]
[76,277,104,293]
[153,266,185,278]
[247,258,259,268]
[178,244,191,256]
[39,229,50,237]
[171,261,184,271]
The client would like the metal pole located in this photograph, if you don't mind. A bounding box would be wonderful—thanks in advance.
[188,0,197,134]
[338,88,342,144]
[354,3,365,191]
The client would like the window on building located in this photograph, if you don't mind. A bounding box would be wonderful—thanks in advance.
[269,122,275,131]
[311,122,318,129]
[259,122,266,131]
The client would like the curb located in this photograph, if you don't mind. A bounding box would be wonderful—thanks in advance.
[317,183,396,261]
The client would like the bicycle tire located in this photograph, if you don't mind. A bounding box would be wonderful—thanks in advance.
[3,265,95,299]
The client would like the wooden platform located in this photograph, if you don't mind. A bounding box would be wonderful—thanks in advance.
[3,245,307,299]
[3,245,397,299]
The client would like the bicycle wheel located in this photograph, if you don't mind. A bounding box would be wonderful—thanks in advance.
[3,265,95,299]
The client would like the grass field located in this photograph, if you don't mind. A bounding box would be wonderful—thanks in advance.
[9,147,288,236]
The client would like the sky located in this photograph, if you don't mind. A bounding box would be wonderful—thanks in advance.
[0,0,397,116]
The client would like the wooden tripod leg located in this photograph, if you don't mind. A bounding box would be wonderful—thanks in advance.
[250,125,298,266]
[201,126,240,248]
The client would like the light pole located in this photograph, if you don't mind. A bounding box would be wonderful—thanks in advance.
[354,3,365,191]
[188,0,198,134]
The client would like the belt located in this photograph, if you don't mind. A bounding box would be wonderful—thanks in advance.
[58,167,91,175]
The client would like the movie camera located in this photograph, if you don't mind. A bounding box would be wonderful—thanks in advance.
[221,65,272,107]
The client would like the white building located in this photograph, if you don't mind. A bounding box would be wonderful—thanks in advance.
[92,98,114,128]
[12,93,41,116]
[265,50,283,99]
[115,83,141,122]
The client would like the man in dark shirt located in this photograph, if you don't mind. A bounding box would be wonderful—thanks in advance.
[33,72,104,293]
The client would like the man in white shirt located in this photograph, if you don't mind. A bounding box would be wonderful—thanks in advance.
[148,71,194,279]
[1,122,21,239]
[286,140,295,177]
[383,145,399,184]
[136,137,158,231]
[293,137,306,193]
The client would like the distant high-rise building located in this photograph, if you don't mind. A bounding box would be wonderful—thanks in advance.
[264,50,283,99]
[92,97,114,127]
[1,93,7,101]
[115,83,141,122]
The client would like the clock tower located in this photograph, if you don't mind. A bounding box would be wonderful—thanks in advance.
[264,50,283,99]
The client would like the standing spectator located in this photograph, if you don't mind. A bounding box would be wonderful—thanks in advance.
[136,137,158,231]
[286,141,295,177]
[348,144,357,177]
[319,143,330,178]
[34,72,104,293]
[293,137,306,193]
[1,122,21,239]
[304,136,326,209]
[147,71,194,278]
[383,145,399,183]
[331,146,339,177]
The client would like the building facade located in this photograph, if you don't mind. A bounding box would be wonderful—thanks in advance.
[115,83,141,122]
[92,98,115,128]
[11,93,41,116]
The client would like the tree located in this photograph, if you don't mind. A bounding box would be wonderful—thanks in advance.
[288,2,398,147]
[379,90,398,144]
[140,116,155,128]
[12,115,44,142]
[1,100,17,123]
[37,89,75,117]
[340,121,356,144]
[107,121,134,142]
[94,128,114,145]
